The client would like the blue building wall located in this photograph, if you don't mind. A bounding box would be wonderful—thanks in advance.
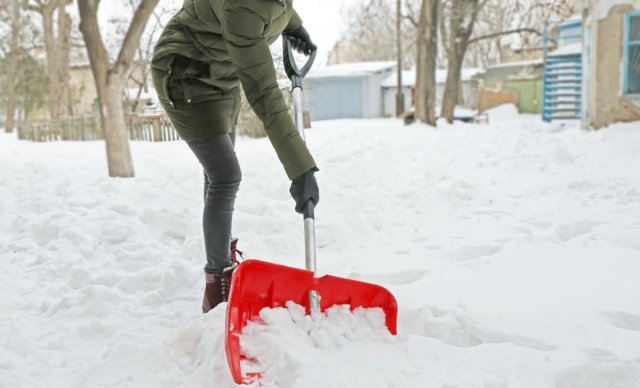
[305,78,364,121]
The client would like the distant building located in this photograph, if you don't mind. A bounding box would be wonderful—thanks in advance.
[380,68,485,117]
[68,62,98,115]
[479,60,544,114]
[541,3,640,127]
[68,60,150,116]
[581,0,640,128]
[327,41,363,66]
[303,61,395,120]
[541,17,584,122]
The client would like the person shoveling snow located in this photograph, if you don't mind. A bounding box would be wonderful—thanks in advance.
[151,0,319,312]
[151,1,397,384]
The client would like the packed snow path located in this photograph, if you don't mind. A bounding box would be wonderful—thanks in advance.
[1,110,640,387]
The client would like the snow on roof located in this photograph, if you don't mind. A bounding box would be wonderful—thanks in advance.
[487,59,544,69]
[561,14,582,26]
[550,42,583,57]
[306,61,396,79]
[597,0,638,19]
[380,70,416,87]
[380,68,485,88]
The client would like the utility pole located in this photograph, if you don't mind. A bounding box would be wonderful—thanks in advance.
[396,0,404,117]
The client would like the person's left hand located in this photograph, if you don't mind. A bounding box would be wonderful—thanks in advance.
[283,26,317,55]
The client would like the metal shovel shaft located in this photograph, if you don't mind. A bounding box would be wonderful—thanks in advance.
[283,36,320,314]
[293,87,320,313]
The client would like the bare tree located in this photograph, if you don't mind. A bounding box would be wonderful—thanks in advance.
[439,0,482,123]
[437,0,578,122]
[336,0,418,67]
[78,0,159,178]
[463,0,577,68]
[4,0,21,132]
[25,0,73,119]
[414,0,439,126]
[122,1,171,113]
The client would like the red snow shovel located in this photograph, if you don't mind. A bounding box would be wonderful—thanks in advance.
[224,38,398,384]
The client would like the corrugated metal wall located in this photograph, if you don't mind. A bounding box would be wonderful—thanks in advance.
[305,78,364,120]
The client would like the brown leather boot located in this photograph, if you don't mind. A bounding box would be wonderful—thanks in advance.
[202,238,242,313]
[202,262,238,313]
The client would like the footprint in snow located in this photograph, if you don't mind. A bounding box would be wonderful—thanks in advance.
[602,311,640,333]
[348,269,428,286]
[447,245,503,262]
[399,307,557,351]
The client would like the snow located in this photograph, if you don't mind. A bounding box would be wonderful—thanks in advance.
[483,104,520,121]
[381,68,485,88]
[239,303,396,386]
[550,42,583,57]
[488,59,543,69]
[306,61,396,79]
[380,70,417,88]
[124,87,158,101]
[2,114,640,387]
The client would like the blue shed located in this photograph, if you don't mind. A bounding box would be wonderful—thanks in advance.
[303,62,396,121]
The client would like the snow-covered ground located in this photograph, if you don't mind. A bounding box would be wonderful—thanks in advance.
[1,108,640,388]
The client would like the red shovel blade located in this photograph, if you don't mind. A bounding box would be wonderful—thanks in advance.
[224,259,398,384]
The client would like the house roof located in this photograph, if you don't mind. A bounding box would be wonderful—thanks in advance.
[306,61,396,79]
[380,68,485,88]
[549,42,582,57]
[560,14,582,27]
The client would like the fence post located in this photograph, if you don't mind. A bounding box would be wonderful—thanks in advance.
[152,118,162,142]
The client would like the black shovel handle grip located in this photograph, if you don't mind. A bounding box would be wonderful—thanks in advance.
[283,36,317,90]
[303,200,315,220]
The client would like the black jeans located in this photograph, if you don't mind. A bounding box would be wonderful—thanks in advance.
[185,131,241,273]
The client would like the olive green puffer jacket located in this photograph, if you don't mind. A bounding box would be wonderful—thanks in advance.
[152,0,316,180]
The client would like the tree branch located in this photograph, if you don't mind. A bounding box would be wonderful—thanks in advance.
[468,28,542,45]
[113,0,159,78]
[402,0,419,28]
[401,12,419,28]
[78,0,109,87]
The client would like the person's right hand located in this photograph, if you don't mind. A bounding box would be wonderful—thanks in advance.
[289,169,319,214]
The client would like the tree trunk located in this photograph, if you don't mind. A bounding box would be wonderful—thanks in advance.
[57,5,72,117]
[41,6,58,119]
[78,0,159,178]
[103,77,134,177]
[441,0,480,124]
[5,0,20,133]
[414,0,439,126]
[28,0,72,119]
[441,54,464,123]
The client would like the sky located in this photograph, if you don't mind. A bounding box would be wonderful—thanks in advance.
[293,0,348,63]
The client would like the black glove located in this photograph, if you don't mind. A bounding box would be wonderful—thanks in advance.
[282,25,317,55]
[289,169,319,214]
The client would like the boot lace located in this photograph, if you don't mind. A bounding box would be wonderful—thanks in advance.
[230,238,244,264]
[221,277,231,302]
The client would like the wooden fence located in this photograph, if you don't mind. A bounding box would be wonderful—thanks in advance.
[127,114,179,141]
[17,113,180,142]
